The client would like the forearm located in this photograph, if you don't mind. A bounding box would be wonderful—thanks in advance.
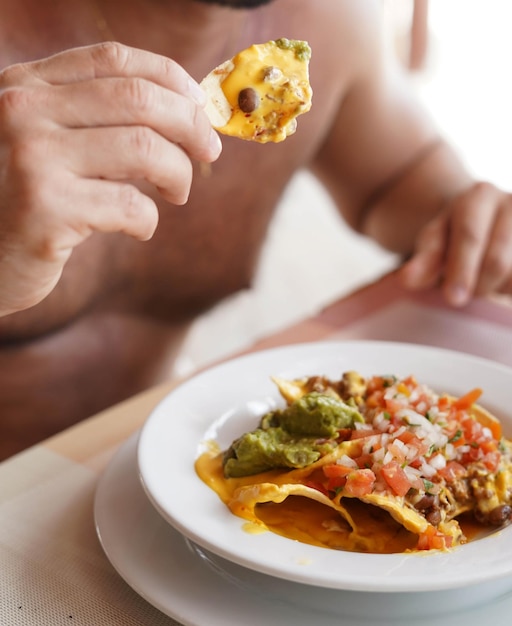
[359,138,474,255]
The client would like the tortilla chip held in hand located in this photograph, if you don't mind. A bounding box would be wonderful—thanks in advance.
[200,38,312,143]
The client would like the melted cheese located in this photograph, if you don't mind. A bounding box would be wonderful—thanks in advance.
[194,376,512,554]
[201,39,312,143]
[195,445,492,554]
[196,449,418,553]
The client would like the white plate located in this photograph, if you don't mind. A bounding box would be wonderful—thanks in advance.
[137,340,512,594]
[95,433,512,625]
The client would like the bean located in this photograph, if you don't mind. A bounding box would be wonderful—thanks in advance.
[488,504,512,526]
[425,508,441,526]
[415,495,436,511]
[238,88,260,113]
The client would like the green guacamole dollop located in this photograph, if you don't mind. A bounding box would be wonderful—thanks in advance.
[273,38,312,62]
[223,392,363,478]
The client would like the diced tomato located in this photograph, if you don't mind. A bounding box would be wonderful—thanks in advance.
[350,429,382,440]
[344,469,376,497]
[453,388,483,410]
[409,457,424,469]
[323,464,354,478]
[355,453,374,469]
[460,446,482,465]
[386,442,406,464]
[482,450,501,473]
[385,398,406,415]
[449,432,467,448]
[366,376,386,393]
[416,527,434,550]
[416,526,452,551]
[336,428,353,442]
[323,466,353,492]
[304,480,329,496]
[380,461,412,497]
[461,416,484,443]
[438,396,451,411]
[402,375,418,387]
[326,475,347,491]
[480,440,498,454]
[438,461,466,482]
[395,431,429,456]
[396,430,416,444]
[430,534,447,550]
[366,389,385,408]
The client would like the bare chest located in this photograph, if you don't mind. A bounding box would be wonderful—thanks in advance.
[100,131,320,310]
[0,0,348,339]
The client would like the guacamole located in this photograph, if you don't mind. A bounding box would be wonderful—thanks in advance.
[223,392,363,478]
[273,38,312,62]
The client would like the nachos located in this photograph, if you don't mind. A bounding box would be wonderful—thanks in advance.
[196,372,512,553]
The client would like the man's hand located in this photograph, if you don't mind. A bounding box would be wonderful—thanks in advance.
[400,182,512,306]
[0,42,222,315]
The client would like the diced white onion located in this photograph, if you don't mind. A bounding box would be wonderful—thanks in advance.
[429,453,446,470]
[373,448,385,462]
[392,426,407,439]
[405,446,418,463]
[404,466,422,482]
[428,406,439,419]
[409,389,420,403]
[374,412,390,432]
[420,461,437,478]
[362,436,380,455]
[392,438,406,452]
[445,443,456,460]
[336,454,358,468]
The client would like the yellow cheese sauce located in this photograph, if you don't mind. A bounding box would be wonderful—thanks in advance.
[196,449,417,553]
[195,448,494,554]
[218,39,312,143]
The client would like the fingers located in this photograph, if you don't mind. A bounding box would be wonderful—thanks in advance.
[0,42,223,219]
[0,43,223,315]
[60,76,219,164]
[400,214,446,292]
[22,176,160,254]
[442,183,505,306]
[69,178,160,241]
[1,75,221,165]
[7,42,207,105]
[401,182,512,306]
[62,125,196,205]
[475,199,512,296]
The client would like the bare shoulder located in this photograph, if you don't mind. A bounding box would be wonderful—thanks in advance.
[269,0,383,69]
[254,0,384,135]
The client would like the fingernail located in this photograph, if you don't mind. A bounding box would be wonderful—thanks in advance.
[188,78,207,106]
[400,258,425,288]
[209,128,222,156]
[447,285,470,307]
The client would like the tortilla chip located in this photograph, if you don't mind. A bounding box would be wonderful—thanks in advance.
[200,39,312,143]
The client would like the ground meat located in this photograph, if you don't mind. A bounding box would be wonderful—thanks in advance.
[450,478,471,502]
